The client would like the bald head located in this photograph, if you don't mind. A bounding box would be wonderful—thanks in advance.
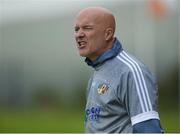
[74,7,116,61]
[76,7,116,35]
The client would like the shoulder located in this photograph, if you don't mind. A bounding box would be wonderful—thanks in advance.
[116,51,147,71]
[116,51,155,79]
[115,50,157,93]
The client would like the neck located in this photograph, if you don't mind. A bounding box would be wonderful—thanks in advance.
[85,37,123,68]
[89,38,115,61]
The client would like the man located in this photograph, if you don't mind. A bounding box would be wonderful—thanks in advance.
[74,6,163,133]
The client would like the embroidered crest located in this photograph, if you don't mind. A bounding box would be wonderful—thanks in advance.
[97,84,109,95]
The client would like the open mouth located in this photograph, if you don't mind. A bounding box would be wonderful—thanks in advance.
[77,41,87,49]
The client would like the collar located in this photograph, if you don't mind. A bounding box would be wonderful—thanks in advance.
[85,37,123,68]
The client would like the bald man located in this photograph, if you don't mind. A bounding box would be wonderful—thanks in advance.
[74,7,163,133]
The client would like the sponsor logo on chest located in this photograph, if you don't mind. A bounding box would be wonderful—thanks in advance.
[85,106,101,122]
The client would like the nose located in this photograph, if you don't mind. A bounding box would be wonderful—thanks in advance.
[75,29,85,38]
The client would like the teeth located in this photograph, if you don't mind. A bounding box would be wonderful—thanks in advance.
[78,41,86,47]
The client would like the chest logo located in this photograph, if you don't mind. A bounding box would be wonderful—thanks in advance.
[97,84,109,95]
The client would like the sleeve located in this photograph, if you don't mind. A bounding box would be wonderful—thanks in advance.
[133,119,164,133]
[122,66,161,126]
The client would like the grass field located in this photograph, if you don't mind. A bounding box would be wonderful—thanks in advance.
[0,108,179,132]
[160,109,179,132]
[0,108,84,133]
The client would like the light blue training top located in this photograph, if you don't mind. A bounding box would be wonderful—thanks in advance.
[84,38,162,133]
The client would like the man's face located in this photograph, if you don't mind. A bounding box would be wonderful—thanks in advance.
[74,11,107,61]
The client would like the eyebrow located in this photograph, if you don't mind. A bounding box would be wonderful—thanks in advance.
[83,23,94,27]
[74,23,94,30]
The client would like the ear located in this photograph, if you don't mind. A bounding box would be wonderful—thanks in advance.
[105,28,113,41]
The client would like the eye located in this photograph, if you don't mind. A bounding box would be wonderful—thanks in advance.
[74,27,79,32]
[83,25,93,31]
[84,26,93,30]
